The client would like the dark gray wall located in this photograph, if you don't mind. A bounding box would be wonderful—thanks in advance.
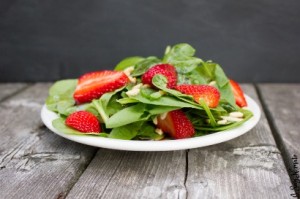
[0,0,300,82]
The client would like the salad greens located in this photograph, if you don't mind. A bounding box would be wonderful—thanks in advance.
[46,43,253,140]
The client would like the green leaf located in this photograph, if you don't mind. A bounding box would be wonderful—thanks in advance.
[48,79,77,96]
[46,79,77,116]
[131,56,161,76]
[92,100,109,124]
[162,43,203,74]
[146,105,179,115]
[130,92,201,109]
[108,122,143,140]
[199,99,217,127]
[114,56,145,71]
[99,87,125,115]
[137,123,164,140]
[92,87,126,123]
[106,103,148,128]
[56,100,77,116]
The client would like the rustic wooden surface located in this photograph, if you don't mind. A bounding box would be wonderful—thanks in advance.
[0,83,298,199]
[0,84,97,199]
[0,83,28,101]
[258,84,300,196]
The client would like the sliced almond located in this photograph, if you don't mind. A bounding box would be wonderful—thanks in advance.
[229,111,244,118]
[155,128,164,135]
[217,119,228,125]
[221,116,243,122]
[160,112,168,120]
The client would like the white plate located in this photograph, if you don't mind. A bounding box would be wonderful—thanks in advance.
[41,95,261,151]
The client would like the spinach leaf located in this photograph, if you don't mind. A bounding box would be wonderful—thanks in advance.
[106,103,148,128]
[146,105,179,115]
[46,79,77,116]
[99,87,125,115]
[114,56,145,71]
[131,56,161,76]
[92,87,126,123]
[128,93,201,109]
[162,43,203,74]
[108,122,143,140]
[48,79,77,96]
[137,122,164,140]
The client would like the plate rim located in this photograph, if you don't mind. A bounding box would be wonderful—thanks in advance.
[41,95,261,151]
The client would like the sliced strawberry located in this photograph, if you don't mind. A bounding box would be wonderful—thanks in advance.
[141,64,177,88]
[157,110,195,139]
[74,70,129,104]
[175,85,220,108]
[65,111,100,133]
[229,79,247,107]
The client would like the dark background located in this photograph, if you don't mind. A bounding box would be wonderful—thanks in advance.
[0,0,299,82]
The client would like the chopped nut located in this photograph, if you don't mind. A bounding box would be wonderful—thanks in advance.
[123,66,136,83]
[159,90,166,95]
[153,116,158,125]
[126,88,140,97]
[221,116,243,122]
[160,112,168,120]
[229,111,244,118]
[128,76,137,83]
[142,84,151,88]
[133,83,143,89]
[155,128,164,135]
[123,66,135,76]
[125,83,143,97]
[217,119,228,125]
[209,81,216,86]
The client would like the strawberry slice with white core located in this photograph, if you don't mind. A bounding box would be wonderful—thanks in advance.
[74,70,129,104]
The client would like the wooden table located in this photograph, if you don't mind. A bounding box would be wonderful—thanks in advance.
[0,83,299,199]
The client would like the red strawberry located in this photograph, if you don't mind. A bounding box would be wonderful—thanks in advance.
[65,111,100,133]
[175,85,220,108]
[74,70,129,104]
[157,110,195,139]
[229,79,247,107]
[141,64,177,88]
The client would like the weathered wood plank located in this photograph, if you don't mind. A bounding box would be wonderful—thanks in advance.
[0,83,97,199]
[258,83,300,197]
[66,150,187,199]
[186,84,294,199]
[0,83,28,101]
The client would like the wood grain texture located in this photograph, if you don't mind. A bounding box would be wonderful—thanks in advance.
[186,84,294,199]
[66,150,187,199]
[0,83,28,101]
[258,84,300,196]
[0,83,97,199]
